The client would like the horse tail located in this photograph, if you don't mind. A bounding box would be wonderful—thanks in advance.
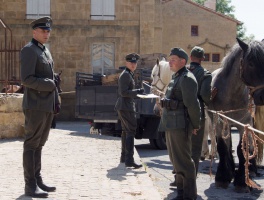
[156,57,159,66]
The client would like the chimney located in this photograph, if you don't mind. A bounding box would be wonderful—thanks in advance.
[204,0,216,11]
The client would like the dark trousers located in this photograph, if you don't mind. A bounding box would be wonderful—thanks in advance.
[23,109,54,188]
[166,125,197,200]
[117,110,137,164]
[191,118,205,176]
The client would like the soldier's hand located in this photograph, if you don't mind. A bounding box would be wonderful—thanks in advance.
[192,129,199,135]
[210,87,218,101]
[54,103,61,115]
[137,88,145,94]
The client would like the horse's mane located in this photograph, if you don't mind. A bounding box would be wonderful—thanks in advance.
[246,40,264,68]
[219,44,242,76]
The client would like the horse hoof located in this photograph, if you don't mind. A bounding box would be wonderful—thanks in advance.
[234,186,250,193]
[215,181,229,189]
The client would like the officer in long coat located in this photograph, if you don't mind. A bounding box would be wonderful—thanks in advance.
[161,47,200,200]
[188,46,213,176]
[115,53,144,169]
[20,16,60,198]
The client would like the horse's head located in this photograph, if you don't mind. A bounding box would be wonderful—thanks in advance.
[237,38,264,105]
[54,71,62,93]
[151,57,173,94]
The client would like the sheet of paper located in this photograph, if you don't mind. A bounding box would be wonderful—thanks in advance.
[137,94,160,99]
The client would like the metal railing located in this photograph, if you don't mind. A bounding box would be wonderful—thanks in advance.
[0,18,25,92]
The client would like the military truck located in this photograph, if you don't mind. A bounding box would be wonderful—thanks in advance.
[75,68,166,150]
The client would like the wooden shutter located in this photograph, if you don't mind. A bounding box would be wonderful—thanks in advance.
[91,0,115,20]
[26,0,50,19]
[103,0,115,20]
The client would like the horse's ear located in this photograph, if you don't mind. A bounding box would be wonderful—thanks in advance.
[156,58,159,65]
[237,37,248,52]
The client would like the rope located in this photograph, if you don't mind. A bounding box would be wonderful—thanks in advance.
[207,109,264,189]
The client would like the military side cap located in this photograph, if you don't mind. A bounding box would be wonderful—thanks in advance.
[125,53,140,63]
[30,16,52,30]
[191,46,205,58]
[169,47,188,62]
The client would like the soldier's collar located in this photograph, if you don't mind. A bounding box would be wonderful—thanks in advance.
[188,62,201,71]
[125,67,134,77]
[174,66,187,77]
[31,38,46,51]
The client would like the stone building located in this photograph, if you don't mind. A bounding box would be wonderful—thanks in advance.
[0,0,240,92]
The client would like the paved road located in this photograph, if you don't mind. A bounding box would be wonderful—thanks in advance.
[135,131,264,200]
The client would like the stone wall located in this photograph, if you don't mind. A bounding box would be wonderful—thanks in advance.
[0,0,239,92]
[0,94,24,139]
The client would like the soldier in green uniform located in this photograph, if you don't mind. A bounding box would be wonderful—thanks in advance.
[161,48,200,200]
[115,53,144,169]
[20,16,60,198]
[188,46,213,176]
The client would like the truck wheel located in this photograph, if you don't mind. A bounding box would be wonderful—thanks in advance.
[153,131,167,150]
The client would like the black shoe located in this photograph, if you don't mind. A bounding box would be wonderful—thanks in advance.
[37,182,56,192]
[120,157,125,163]
[25,185,48,198]
[125,162,142,169]
[170,180,177,187]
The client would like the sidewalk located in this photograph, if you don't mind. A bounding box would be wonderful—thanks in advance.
[0,121,161,200]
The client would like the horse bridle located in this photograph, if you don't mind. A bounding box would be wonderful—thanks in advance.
[240,58,264,96]
[151,60,167,92]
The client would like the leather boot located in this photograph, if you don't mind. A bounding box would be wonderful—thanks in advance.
[35,148,56,192]
[183,178,197,200]
[120,132,126,163]
[174,173,184,200]
[125,135,142,169]
[170,174,177,187]
[23,150,48,198]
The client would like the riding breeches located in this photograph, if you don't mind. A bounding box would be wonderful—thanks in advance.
[117,110,137,136]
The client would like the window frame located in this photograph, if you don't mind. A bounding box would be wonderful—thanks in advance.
[212,53,220,62]
[191,25,199,36]
[204,53,210,62]
[91,0,115,20]
[26,0,51,19]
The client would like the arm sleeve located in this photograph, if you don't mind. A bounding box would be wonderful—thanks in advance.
[118,73,138,98]
[21,47,56,92]
[181,76,201,129]
[200,75,212,106]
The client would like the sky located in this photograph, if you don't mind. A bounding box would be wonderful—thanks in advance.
[231,0,264,41]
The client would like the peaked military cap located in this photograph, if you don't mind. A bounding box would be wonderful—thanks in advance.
[191,46,205,58]
[30,16,52,30]
[125,53,140,63]
[169,47,188,62]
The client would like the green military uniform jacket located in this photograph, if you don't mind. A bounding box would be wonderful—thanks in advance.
[188,62,212,118]
[115,68,139,112]
[161,67,200,130]
[20,38,59,112]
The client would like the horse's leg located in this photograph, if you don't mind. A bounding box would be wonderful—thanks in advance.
[200,119,209,160]
[233,137,251,193]
[215,125,234,188]
[201,133,209,160]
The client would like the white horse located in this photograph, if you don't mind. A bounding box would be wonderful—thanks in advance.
[151,58,174,116]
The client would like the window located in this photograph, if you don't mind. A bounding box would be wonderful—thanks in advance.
[212,53,220,62]
[26,0,50,19]
[91,0,115,20]
[92,43,115,74]
[191,25,198,36]
[204,53,210,61]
